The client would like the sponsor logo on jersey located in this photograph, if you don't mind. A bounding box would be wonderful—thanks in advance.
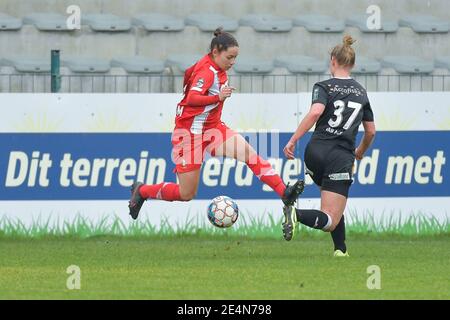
[196,78,204,88]
[313,88,319,101]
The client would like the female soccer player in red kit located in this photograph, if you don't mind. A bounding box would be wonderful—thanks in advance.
[128,28,304,219]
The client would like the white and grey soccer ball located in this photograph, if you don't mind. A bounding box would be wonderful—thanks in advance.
[207,196,239,228]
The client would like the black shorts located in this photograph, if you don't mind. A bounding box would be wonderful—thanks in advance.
[304,140,355,198]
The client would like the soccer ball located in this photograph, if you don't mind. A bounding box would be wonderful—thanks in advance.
[207,196,239,228]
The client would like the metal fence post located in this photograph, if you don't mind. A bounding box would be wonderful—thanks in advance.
[51,50,61,93]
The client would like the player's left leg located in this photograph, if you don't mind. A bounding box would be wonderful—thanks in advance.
[330,164,355,255]
[212,133,303,205]
[331,215,348,256]
[318,189,347,231]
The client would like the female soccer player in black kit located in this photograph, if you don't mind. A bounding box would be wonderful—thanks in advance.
[283,36,376,257]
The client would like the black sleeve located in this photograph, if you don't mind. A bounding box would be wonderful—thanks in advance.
[311,83,328,106]
[363,99,374,122]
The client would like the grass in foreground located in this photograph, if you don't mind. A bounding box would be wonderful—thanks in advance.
[0,237,449,299]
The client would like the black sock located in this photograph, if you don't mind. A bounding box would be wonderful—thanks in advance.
[295,209,331,230]
[331,216,347,253]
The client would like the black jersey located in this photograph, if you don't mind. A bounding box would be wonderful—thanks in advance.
[310,78,374,151]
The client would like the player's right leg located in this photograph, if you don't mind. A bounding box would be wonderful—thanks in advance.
[282,143,320,241]
[283,188,347,241]
[282,206,298,242]
[128,170,201,220]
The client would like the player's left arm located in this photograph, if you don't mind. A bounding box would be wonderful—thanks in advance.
[355,101,376,160]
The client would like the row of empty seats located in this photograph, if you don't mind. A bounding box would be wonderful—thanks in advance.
[2,55,450,75]
[1,12,450,33]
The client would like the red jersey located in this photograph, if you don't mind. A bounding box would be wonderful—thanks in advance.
[176,54,229,134]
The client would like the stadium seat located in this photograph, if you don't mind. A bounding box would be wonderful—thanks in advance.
[274,55,327,74]
[233,57,273,74]
[1,57,50,72]
[111,57,165,73]
[165,54,202,72]
[353,57,382,74]
[239,14,292,32]
[435,56,450,70]
[381,56,434,74]
[0,12,22,30]
[23,13,72,31]
[81,13,131,32]
[346,15,399,33]
[293,14,345,33]
[399,15,449,33]
[132,14,184,31]
[62,57,111,73]
[185,14,238,32]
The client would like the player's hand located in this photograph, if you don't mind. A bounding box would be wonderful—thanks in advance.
[219,86,236,101]
[355,148,364,160]
[284,141,296,159]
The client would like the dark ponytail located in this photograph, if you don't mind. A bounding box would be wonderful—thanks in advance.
[213,27,223,37]
[210,27,239,53]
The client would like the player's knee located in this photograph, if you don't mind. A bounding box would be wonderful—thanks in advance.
[326,223,337,232]
[320,212,339,232]
[180,189,197,201]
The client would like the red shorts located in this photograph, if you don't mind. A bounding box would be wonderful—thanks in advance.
[171,122,238,173]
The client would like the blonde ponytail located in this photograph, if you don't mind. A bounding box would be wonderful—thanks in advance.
[331,35,356,67]
[343,35,356,47]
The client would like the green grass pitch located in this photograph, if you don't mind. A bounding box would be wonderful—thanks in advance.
[0,236,449,299]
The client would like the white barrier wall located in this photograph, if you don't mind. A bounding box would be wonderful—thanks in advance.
[0,93,449,227]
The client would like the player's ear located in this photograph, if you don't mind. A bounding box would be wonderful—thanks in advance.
[211,47,220,58]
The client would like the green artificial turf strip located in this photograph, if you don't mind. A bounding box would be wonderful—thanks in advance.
[0,211,448,239]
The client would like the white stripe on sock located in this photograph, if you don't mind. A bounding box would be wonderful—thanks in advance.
[322,214,333,231]
[156,183,167,200]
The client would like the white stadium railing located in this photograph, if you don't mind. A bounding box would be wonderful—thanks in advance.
[1,74,450,93]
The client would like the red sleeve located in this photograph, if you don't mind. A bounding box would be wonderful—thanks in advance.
[186,91,220,106]
[183,64,196,90]
[185,68,220,106]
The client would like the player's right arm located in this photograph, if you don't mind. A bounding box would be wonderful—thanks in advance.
[284,83,327,159]
[185,69,234,106]
[284,103,325,159]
